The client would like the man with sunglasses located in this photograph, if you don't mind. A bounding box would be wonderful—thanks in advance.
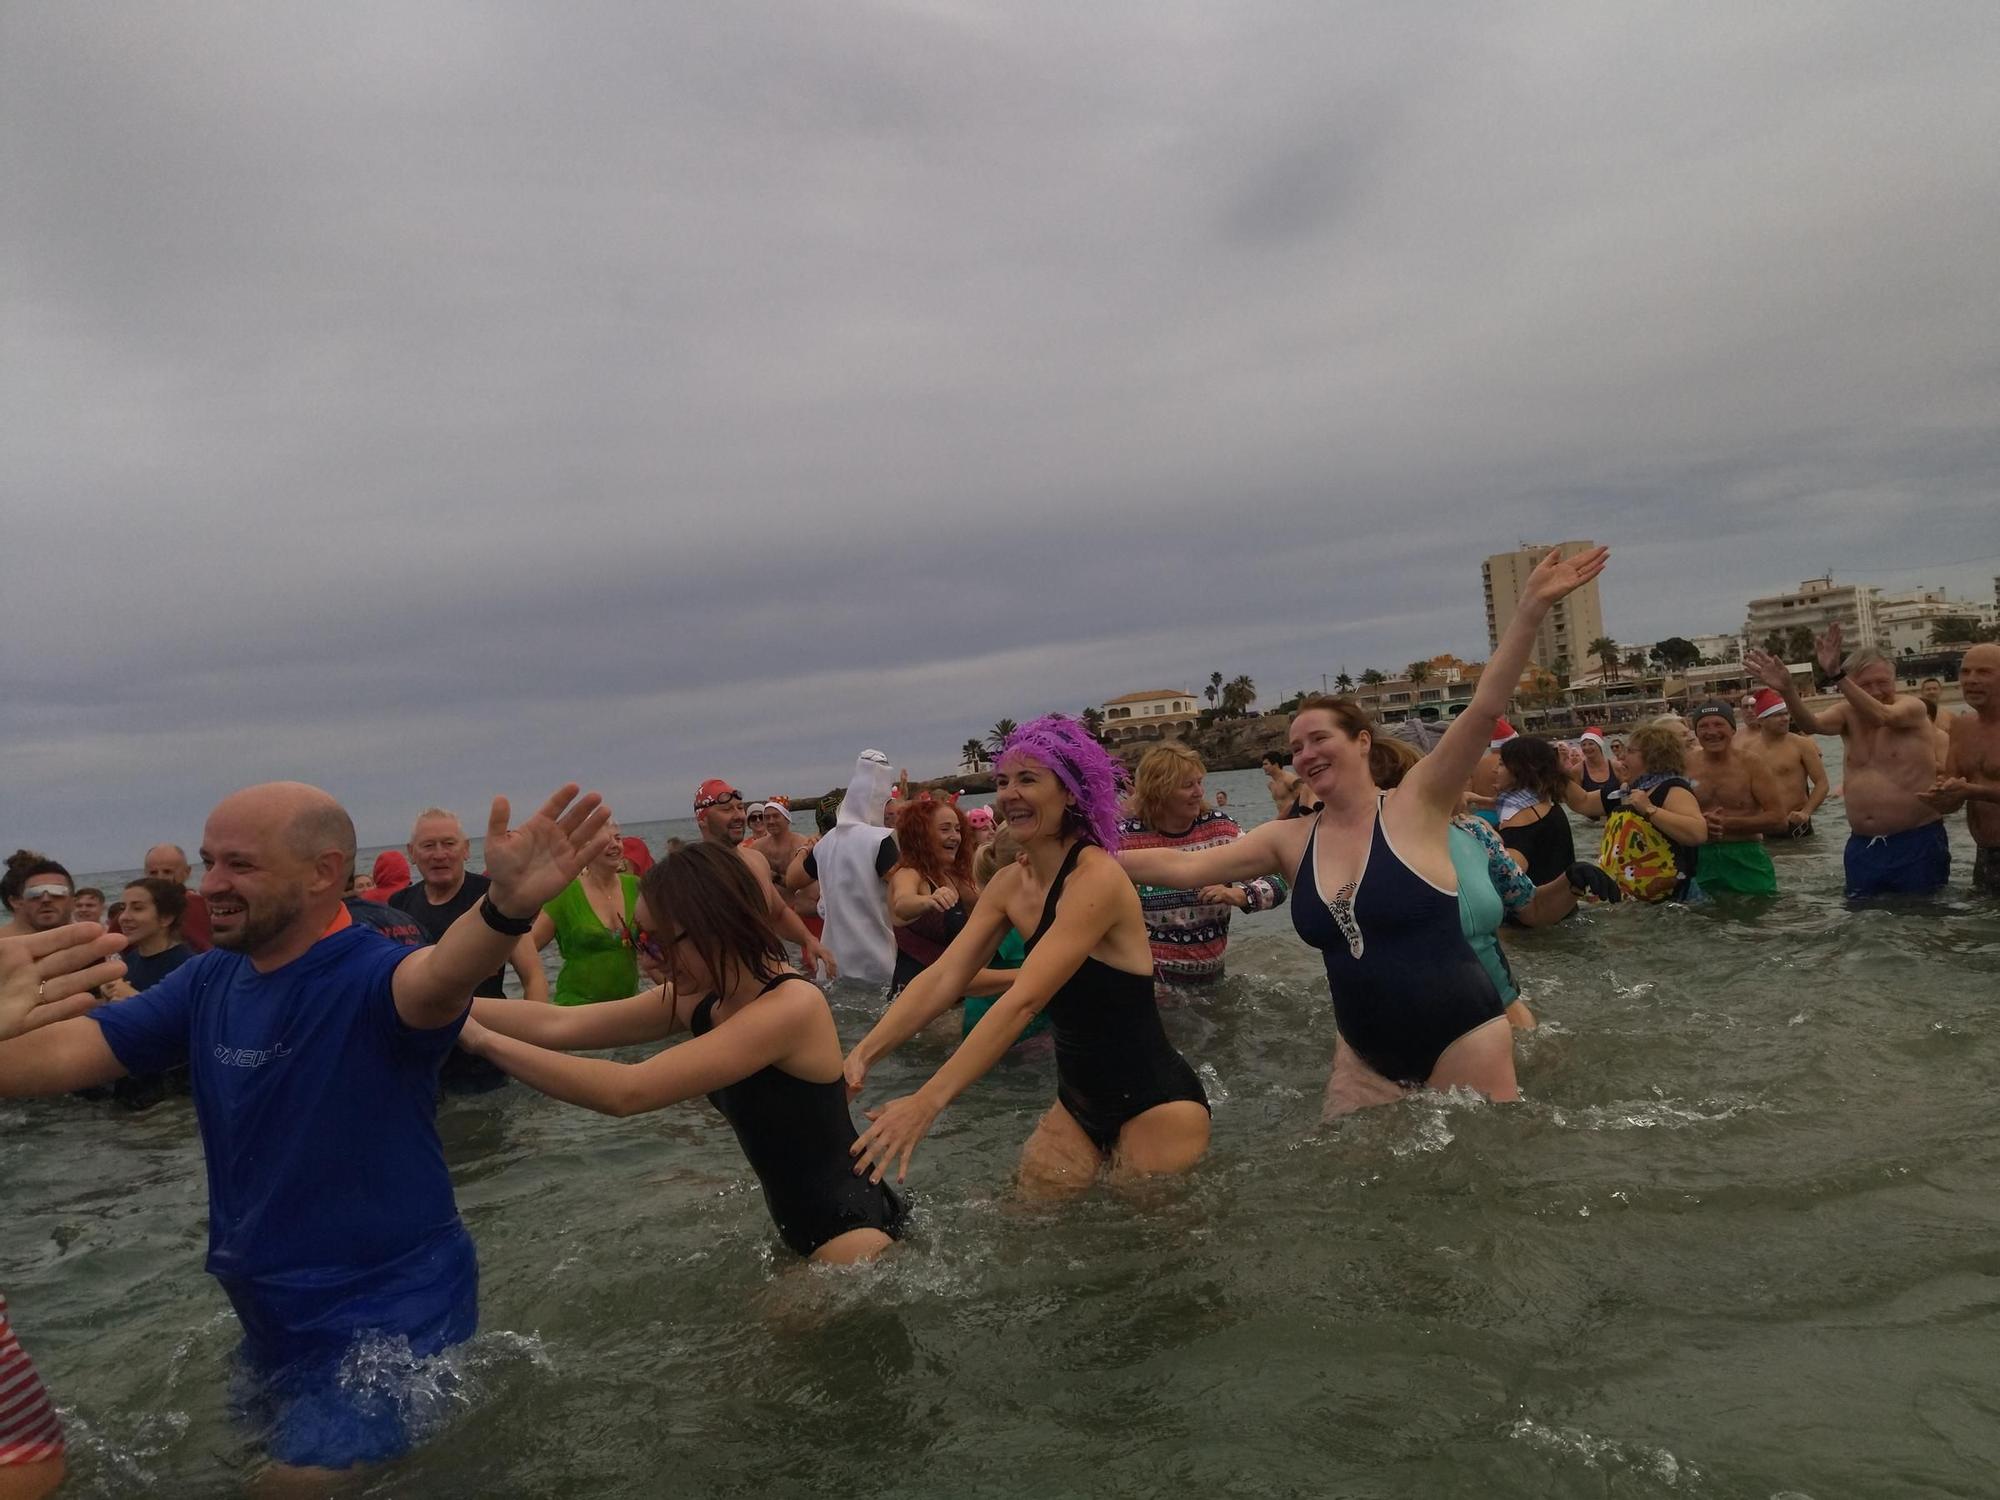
[693,780,837,980]
[1,855,74,939]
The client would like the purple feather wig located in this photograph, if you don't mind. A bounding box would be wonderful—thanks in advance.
[997,715,1130,853]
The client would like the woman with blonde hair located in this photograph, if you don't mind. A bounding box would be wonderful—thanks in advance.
[1117,744,1285,984]
[1561,720,1708,903]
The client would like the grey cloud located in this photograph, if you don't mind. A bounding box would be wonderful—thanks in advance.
[7,2,2000,865]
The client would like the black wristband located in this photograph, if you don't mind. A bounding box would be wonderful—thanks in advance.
[478,894,534,936]
[1823,666,1846,685]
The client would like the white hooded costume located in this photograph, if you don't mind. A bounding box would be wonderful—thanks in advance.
[814,749,899,988]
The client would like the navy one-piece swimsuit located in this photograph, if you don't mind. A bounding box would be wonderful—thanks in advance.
[691,978,906,1255]
[1024,843,1209,1152]
[1289,803,1506,1086]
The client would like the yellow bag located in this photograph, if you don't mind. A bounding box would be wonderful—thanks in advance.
[1598,810,1682,903]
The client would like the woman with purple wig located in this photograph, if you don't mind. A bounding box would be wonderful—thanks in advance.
[846,716,1210,1193]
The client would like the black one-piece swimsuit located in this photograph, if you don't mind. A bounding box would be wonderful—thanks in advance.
[691,978,906,1255]
[1023,843,1209,1152]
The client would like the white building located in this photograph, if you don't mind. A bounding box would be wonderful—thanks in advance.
[1098,689,1199,744]
[1875,587,1997,657]
[1690,632,1742,663]
[1743,577,1883,654]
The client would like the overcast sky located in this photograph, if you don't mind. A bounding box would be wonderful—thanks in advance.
[7,2,1999,867]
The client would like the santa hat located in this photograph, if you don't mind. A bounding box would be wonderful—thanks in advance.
[1489,718,1519,751]
[1580,726,1607,748]
[1752,688,1787,720]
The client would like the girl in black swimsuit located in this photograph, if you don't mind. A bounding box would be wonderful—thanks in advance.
[848,716,1210,1193]
[458,843,903,1265]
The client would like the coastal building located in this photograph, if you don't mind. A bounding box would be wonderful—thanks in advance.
[1482,542,1606,673]
[1742,576,1883,654]
[1689,632,1742,663]
[1350,670,1478,724]
[1098,689,1199,745]
[1874,586,1996,657]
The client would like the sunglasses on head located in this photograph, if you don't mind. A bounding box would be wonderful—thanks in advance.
[22,884,71,901]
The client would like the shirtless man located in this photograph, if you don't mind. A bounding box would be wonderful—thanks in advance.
[1261,752,1310,818]
[1747,626,1947,898]
[1685,701,1786,895]
[1738,687,1830,837]
[748,797,820,928]
[1916,679,1954,766]
[1921,644,2000,895]
[693,779,836,977]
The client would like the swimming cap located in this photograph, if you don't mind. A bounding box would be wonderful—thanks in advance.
[1693,700,1736,728]
[693,779,741,809]
[746,801,766,817]
[1752,688,1787,720]
[998,714,1130,852]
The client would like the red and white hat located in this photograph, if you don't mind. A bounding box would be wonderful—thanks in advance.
[1752,688,1787,720]
[1489,718,1519,750]
[1580,726,1607,747]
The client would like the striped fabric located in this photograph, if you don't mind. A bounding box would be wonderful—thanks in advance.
[1117,810,1288,982]
[0,1294,64,1467]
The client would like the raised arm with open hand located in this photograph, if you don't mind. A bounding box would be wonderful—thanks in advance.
[0,924,130,1040]
[483,784,615,918]
[1744,649,1828,735]
[394,784,615,1028]
[1407,544,1608,811]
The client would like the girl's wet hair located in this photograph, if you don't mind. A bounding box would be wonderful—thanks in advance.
[637,842,786,998]
[997,715,1130,852]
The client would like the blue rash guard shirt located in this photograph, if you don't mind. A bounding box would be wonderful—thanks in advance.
[91,918,477,1379]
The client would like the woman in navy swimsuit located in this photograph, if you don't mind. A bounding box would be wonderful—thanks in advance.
[1117,546,1610,1115]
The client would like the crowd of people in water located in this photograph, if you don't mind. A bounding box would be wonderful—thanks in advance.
[4,548,1999,1491]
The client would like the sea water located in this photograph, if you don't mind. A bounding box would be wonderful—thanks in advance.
[10,754,2000,1496]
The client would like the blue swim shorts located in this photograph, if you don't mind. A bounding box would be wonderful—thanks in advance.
[1844,822,1950,899]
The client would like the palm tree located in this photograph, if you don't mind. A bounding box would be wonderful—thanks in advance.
[1205,670,1223,707]
[1079,706,1106,740]
[1359,668,1386,687]
[960,739,989,773]
[1624,649,1647,677]
[1334,670,1354,695]
[1590,635,1620,681]
[1221,674,1256,717]
[986,718,1017,754]
[1407,660,1433,686]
